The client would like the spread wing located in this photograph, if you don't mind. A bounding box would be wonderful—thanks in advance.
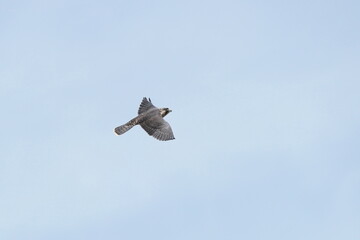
[140,115,175,141]
[138,97,156,115]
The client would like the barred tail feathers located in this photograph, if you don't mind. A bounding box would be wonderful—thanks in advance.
[114,116,139,135]
[114,124,134,135]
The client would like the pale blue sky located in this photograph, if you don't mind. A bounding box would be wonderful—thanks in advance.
[1,0,359,239]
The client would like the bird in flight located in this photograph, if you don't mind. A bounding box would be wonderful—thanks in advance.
[114,97,175,141]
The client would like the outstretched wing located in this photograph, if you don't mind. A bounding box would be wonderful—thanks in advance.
[140,115,175,141]
[138,97,156,115]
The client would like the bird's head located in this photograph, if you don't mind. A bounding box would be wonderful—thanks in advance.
[160,108,172,117]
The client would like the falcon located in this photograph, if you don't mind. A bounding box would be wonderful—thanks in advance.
[114,97,175,141]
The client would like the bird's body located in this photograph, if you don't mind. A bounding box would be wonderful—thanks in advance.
[114,97,175,141]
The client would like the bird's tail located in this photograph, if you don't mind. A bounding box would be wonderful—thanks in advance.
[114,116,140,135]
[114,123,134,135]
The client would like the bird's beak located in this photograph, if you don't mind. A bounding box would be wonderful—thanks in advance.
[169,109,172,112]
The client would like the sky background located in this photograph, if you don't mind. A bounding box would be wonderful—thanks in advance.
[1,0,360,239]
